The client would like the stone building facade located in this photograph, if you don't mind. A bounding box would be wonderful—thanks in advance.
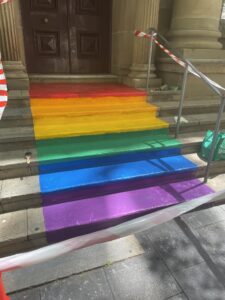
[0,0,224,97]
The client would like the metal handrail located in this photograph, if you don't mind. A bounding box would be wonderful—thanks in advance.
[146,28,225,183]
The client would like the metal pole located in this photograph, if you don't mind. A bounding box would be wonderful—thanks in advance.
[146,33,154,92]
[204,96,225,183]
[175,66,189,138]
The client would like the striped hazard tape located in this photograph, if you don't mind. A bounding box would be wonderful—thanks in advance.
[135,30,186,68]
[0,54,7,120]
[0,0,10,120]
[0,0,11,4]
[135,30,225,94]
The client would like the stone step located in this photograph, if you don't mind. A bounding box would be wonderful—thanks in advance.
[0,151,224,214]
[29,74,119,84]
[0,127,34,144]
[0,168,224,257]
[8,90,29,100]
[149,92,219,103]
[155,99,221,116]
[165,112,225,134]
[0,208,47,257]
[0,131,204,180]
[0,106,33,128]
[6,99,30,108]
[149,90,181,102]
[3,61,27,72]
[5,72,29,90]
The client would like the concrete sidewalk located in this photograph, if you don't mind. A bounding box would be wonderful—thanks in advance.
[3,197,225,300]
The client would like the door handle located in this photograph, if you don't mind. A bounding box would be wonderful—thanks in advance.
[43,17,49,24]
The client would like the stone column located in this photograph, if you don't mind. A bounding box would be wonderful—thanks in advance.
[0,0,28,90]
[112,0,137,78]
[157,0,225,97]
[125,0,162,88]
[0,1,20,61]
[168,0,223,49]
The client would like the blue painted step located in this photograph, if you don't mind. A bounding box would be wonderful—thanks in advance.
[39,147,181,173]
[40,154,197,194]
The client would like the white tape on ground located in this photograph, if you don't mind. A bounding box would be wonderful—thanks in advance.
[0,190,224,273]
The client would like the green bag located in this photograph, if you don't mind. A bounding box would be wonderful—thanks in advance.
[200,130,225,161]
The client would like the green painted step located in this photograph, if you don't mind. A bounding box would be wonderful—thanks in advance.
[36,129,181,164]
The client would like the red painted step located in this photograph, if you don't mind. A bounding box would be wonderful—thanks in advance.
[30,83,147,98]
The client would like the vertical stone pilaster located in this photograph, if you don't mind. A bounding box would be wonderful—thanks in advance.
[0,1,20,61]
[125,0,162,88]
[0,1,28,90]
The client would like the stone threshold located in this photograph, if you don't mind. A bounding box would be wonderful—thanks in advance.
[29,74,119,83]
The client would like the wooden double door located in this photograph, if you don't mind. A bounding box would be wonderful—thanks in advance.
[21,0,111,74]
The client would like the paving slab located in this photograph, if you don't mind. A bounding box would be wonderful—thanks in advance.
[40,268,114,300]
[138,220,204,272]
[194,220,225,258]
[0,210,27,247]
[10,289,41,300]
[104,253,181,300]
[165,294,188,300]
[4,235,144,293]
[173,262,225,300]
[181,206,225,229]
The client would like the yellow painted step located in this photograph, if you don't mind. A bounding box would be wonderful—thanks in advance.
[33,112,169,140]
[30,96,147,107]
[31,102,157,118]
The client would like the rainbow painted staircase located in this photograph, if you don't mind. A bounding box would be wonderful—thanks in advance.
[26,83,213,244]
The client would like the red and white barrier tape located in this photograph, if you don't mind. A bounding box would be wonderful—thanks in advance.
[0,0,11,120]
[0,53,7,120]
[0,0,11,4]
[0,190,224,273]
[135,30,225,93]
[135,30,186,68]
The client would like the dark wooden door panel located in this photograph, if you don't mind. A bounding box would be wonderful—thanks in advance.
[69,0,111,74]
[21,0,111,74]
[21,0,70,74]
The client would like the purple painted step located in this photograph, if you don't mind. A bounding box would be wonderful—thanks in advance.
[43,176,213,243]
[42,171,199,206]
